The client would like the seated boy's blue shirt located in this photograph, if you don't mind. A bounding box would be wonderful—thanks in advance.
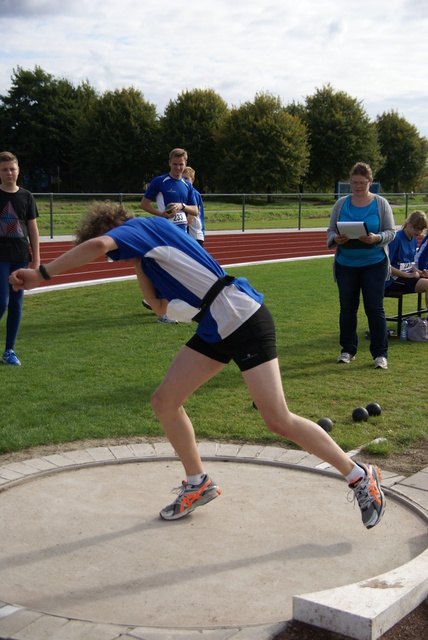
[336,196,385,267]
[105,217,263,342]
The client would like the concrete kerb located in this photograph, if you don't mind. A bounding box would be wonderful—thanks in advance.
[293,550,428,640]
[0,442,427,640]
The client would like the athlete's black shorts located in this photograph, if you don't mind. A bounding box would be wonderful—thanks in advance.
[386,276,420,294]
[186,303,277,372]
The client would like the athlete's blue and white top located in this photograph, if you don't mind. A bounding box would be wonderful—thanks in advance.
[415,234,428,271]
[187,188,205,242]
[106,217,263,343]
[385,228,418,288]
[144,174,197,232]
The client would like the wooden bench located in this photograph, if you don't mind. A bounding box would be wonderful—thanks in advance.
[384,290,428,335]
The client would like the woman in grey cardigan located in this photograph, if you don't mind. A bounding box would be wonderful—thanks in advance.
[327,163,396,369]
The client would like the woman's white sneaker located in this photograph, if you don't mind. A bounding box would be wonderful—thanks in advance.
[374,356,388,369]
[337,352,355,364]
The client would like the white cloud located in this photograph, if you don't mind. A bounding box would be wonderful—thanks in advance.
[0,0,73,17]
[0,0,427,137]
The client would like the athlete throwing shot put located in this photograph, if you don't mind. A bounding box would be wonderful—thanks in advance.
[10,202,385,528]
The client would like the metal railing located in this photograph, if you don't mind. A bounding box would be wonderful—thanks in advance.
[32,192,428,238]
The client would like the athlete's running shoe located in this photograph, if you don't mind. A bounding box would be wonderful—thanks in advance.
[142,299,152,310]
[348,463,386,529]
[157,314,178,324]
[2,349,21,366]
[160,474,221,520]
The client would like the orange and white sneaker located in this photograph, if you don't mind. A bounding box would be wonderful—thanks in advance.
[349,463,386,529]
[160,474,221,520]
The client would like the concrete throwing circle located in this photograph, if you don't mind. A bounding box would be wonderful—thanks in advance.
[0,458,426,628]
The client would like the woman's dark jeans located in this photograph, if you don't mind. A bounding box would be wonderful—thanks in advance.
[336,258,388,359]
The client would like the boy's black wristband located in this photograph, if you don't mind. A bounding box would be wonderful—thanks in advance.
[39,264,51,280]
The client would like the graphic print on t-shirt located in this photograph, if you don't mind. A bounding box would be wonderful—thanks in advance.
[0,201,24,238]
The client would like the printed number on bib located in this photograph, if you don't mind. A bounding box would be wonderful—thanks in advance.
[173,212,186,224]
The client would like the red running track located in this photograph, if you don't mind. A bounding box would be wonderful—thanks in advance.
[38,230,333,288]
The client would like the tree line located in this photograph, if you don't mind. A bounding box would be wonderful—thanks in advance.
[0,66,427,195]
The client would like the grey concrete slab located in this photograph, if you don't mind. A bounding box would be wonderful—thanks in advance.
[197,442,219,458]
[10,613,69,639]
[85,447,116,462]
[0,465,26,481]
[42,454,77,468]
[0,608,44,637]
[391,468,428,512]
[293,550,428,640]
[128,443,157,458]
[109,445,137,459]
[0,445,426,640]
[236,444,265,459]
[62,449,103,465]
[0,461,46,477]
[21,457,60,472]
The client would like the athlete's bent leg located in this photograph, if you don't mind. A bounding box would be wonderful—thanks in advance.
[242,358,354,477]
[415,277,428,308]
[151,345,226,476]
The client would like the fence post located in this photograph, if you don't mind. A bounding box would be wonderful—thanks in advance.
[50,193,54,239]
[298,193,302,230]
[405,192,409,217]
[242,194,246,232]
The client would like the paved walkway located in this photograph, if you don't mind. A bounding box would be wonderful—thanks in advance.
[0,441,427,640]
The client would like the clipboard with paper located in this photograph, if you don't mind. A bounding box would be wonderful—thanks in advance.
[336,221,368,239]
[336,221,371,249]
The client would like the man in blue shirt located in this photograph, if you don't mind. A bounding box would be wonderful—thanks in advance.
[140,148,198,233]
[141,148,199,323]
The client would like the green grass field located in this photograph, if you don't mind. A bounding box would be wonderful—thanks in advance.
[1,259,426,459]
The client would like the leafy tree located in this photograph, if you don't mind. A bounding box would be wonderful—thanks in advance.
[72,87,160,192]
[3,68,426,196]
[0,66,86,191]
[300,84,383,191]
[375,110,428,192]
[285,100,306,121]
[160,89,229,192]
[214,92,309,194]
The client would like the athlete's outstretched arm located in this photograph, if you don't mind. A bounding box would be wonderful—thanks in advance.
[9,236,118,291]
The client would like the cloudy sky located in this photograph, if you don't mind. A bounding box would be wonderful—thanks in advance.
[1,0,427,137]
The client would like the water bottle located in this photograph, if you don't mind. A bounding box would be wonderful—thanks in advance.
[400,319,408,341]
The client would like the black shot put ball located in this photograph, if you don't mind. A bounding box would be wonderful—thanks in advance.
[317,417,333,432]
[366,402,382,416]
[352,407,369,422]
